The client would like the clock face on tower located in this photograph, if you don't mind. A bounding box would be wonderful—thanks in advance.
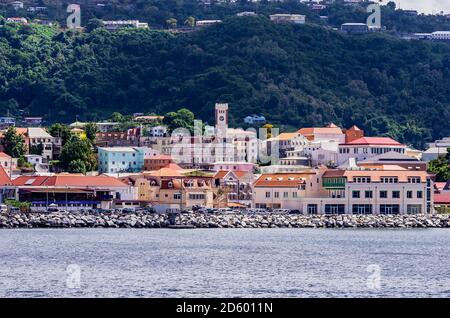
[219,115,225,122]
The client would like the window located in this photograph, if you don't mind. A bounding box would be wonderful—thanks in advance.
[381,177,398,183]
[265,192,271,198]
[307,204,317,215]
[407,205,421,214]
[417,191,423,199]
[353,177,371,183]
[408,177,421,183]
[189,194,205,200]
[292,192,298,198]
[380,204,400,215]
[174,193,181,200]
[392,191,400,199]
[274,192,279,198]
[352,191,360,198]
[380,191,388,198]
[365,190,373,199]
[324,204,345,215]
[283,192,288,198]
[352,204,373,215]
[407,191,413,199]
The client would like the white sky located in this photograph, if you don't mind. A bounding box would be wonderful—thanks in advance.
[390,0,450,14]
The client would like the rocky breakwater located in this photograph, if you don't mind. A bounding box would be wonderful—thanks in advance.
[1,212,450,229]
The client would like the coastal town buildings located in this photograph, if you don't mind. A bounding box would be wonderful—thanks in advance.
[12,174,135,212]
[253,166,434,215]
[98,147,156,173]
[213,170,254,207]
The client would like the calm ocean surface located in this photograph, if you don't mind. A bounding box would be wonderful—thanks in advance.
[0,228,450,298]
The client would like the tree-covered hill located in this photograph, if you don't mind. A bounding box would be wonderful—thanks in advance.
[0,15,449,148]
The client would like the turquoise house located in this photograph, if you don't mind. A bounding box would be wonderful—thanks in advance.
[98,147,150,173]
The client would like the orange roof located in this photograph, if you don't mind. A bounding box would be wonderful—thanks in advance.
[254,172,315,188]
[12,174,127,187]
[0,166,11,186]
[213,170,229,179]
[15,128,28,136]
[0,152,11,159]
[214,170,251,179]
[275,132,299,141]
[145,163,184,177]
[344,170,429,183]
[435,182,447,191]
[342,137,403,146]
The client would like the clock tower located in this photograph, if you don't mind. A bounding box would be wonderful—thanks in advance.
[215,103,229,136]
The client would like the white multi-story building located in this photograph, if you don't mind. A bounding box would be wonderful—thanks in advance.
[27,128,55,160]
[252,167,434,215]
[303,168,434,215]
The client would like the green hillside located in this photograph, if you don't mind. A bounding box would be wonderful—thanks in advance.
[0,15,449,148]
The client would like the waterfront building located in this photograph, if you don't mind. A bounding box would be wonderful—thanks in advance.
[0,166,13,203]
[121,165,215,210]
[98,147,155,173]
[12,174,135,211]
[434,180,450,212]
[311,168,434,215]
[253,170,322,209]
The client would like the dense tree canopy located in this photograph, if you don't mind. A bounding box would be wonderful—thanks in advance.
[0,15,449,148]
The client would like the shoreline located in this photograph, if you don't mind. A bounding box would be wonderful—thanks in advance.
[1,212,450,229]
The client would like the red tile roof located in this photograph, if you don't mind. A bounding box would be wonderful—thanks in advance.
[0,166,11,186]
[12,175,127,187]
[342,137,403,146]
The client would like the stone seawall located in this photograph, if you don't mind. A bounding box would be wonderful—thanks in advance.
[1,212,450,229]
